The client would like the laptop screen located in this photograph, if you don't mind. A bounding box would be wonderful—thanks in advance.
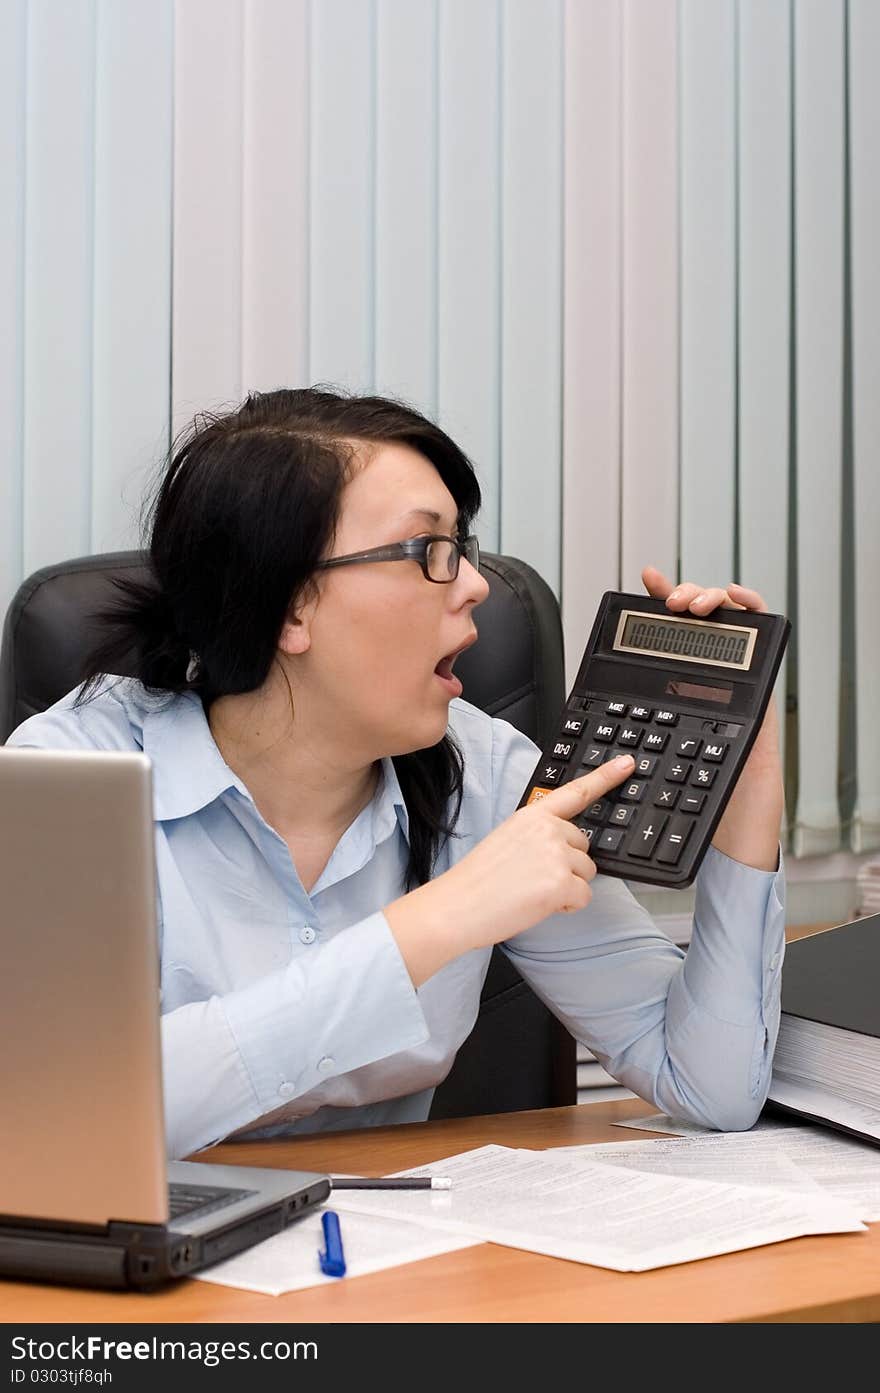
[0,748,170,1226]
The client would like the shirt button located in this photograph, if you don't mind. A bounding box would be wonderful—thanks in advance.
[277,1081,296,1100]
[299,925,316,945]
[317,1056,335,1075]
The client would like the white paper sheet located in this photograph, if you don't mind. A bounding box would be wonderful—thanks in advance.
[611,1112,799,1137]
[547,1135,828,1195]
[331,1143,866,1273]
[611,1111,747,1136]
[193,1207,483,1296]
[565,1126,880,1220]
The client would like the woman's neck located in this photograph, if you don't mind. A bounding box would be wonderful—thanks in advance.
[207,678,380,841]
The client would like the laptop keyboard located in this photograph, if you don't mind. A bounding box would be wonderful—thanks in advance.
[168,1182,257,1220]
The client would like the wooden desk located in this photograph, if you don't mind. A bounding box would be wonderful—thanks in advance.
[3,1098,878,1324]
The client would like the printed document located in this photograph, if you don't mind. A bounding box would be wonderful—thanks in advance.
[604,1118,880,1220]
[331,1143,865,1272]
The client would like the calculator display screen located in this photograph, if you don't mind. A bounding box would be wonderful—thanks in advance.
[614,610,756,670]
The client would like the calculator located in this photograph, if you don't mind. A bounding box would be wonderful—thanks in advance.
[518,591,791,887]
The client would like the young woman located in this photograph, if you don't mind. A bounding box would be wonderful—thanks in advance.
[7,388,785,1158]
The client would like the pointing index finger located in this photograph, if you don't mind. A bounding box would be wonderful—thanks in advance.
[526,755,636,819]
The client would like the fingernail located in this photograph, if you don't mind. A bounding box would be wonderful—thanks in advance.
[695,593,707,605]
[615,755,634,767]
[669,589,680,601]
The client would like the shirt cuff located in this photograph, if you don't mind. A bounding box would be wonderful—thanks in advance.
[684,843,786,1026]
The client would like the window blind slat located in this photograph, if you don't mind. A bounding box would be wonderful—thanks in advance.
[848,0,880,853]
[437,0,501,551]
[792,0,846,857]
[499,0,563,595]
[91,0,172,555]
[171,0,243,433]
[0,0,26,619]
[374,0,436,415]
[22,0,95,576]
[620,0,679,593]
[737,0,791,827]
[241,0,309,395]
[679,0,736,586]
[561,0,622,689]
[309,0,375,391]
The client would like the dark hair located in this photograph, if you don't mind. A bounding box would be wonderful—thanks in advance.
[79,386,482,890]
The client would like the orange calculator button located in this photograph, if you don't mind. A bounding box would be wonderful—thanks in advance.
[527,787,553,804]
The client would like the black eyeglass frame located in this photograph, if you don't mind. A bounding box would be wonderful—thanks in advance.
[315,534,480,584]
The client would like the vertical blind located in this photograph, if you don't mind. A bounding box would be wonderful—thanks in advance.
[2,0,878,855]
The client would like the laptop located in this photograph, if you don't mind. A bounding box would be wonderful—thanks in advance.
[0,746,330,1290]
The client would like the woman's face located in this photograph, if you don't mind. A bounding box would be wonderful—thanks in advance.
[294,442,489,759]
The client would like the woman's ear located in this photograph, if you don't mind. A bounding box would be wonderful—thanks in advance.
[277,585,319,657]
[277,615,310,656]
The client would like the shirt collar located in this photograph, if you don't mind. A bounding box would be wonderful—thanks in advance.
[140,692,247,821]
[140,691,410,844]
[375,755,411,846]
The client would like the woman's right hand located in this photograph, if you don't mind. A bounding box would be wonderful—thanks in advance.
[384,753,636,987]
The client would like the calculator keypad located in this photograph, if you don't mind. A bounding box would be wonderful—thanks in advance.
[528,696,738,881]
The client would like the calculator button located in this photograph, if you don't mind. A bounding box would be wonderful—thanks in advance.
[628,813,669,859]
[605,701,627,717]
[700,740,728,762]
[676,736,701,757]
[665,761,691,784]
[629,705,652,721]
[603,748,630,763]
[655,817,694,866]
[551,739,575,761]
[609,804,636,827]
[653,786,679,810]
[618,727,643,748]
[634,754,657,777]
[680,792,707,814]
[587,799,611,822]
[568,696,587,711]
[560,715,585,737]
[527,787,554,804]
[538,763,563,784]
[596,828,626,853]
[619,780,647,803]
[593,722,618,743]
[654,709,679,726]
[642,731,669,752]
[580,746,606,768]
[691,765,718,789]
[576,822,599,847]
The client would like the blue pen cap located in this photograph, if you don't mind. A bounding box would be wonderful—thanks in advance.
[318,1210,347,1278]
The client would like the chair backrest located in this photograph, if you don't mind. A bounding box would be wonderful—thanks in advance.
[0,549,576,1117]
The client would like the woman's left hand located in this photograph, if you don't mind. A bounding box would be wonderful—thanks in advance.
[641,566,783,873]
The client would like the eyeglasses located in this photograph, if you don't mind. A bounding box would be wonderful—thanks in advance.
[316,534,480,585]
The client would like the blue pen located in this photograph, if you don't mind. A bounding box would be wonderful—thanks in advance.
[318,1209,347,1278]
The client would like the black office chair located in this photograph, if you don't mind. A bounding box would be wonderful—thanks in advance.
[0,549,576,1118]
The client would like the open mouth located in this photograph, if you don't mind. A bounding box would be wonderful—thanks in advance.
[433,634,477,693]
[434,654,458,681]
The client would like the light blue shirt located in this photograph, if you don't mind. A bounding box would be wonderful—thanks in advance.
[8,679,785,1158]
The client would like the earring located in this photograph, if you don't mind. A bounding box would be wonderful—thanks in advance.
[185,651,201,683]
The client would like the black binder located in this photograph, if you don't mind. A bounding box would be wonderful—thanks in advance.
[778,913,880,1037]
[765,913,880,1146]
